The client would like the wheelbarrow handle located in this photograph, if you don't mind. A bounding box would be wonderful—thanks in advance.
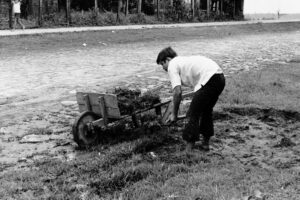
[150,91,195,110]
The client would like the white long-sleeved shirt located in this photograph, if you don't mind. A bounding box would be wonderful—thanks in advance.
[168,56,223,92]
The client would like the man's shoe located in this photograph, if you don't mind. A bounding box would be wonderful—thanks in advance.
[200,137,210,151]
[199,143,209,151]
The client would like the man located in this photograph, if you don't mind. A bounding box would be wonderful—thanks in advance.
[156,47,225,151]
[12,0,25,30]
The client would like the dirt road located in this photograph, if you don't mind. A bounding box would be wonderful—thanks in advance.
[0,23,299,173]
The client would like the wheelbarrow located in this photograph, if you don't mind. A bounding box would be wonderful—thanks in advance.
[72,91,194,148]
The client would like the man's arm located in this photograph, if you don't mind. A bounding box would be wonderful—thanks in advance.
[172,85,182,120]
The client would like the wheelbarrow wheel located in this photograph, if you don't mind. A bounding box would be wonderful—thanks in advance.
[72,111,101,148]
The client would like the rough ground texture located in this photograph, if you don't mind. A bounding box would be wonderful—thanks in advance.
[0,22,299,199]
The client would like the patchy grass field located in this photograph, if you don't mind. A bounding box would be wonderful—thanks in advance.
[1,22,299,199]
[1,61,299,200]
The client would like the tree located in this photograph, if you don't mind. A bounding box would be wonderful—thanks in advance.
[156,0,159,19]
[9,0,13,28]
[117,0,122,21]
[137,0,142,13]
[191,0,194,17]
[125,0,129,15]
[38,0,43,26]
[66,0,71,25]
[94,0,98,11]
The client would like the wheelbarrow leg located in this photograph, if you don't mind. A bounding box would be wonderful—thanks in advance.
[98,96,108,127]
[131,113,139,128]
[155,106,162,116]
[83,94,92,111]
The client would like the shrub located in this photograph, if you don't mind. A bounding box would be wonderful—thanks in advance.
[116,13,130,25]
[128,13,155,24]
[129,13,147,24]
[164,0,191,22]
[104,12,117,25]
[43,11,67,26]
[88,10,105,26]
[40,10,157,27]
[71,10,105,26]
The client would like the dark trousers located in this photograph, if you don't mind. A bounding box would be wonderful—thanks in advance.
[182,74,225,143]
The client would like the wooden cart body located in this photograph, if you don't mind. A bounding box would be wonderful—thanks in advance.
[76,92,122,127]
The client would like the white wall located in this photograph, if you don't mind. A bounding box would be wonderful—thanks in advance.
[244,0,300,14]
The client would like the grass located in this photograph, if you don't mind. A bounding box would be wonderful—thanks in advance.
[220,62,300,112]
[0,62,299,199]
[1,145,298,199]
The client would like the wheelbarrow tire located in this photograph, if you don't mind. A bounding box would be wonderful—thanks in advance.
[72,111,101,148]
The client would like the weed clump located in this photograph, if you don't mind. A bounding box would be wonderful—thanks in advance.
[274,137,296,148]
[90,164,152,195]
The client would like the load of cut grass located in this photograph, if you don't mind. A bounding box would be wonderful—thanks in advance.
[93,87,162,145]
[113,87,161,115]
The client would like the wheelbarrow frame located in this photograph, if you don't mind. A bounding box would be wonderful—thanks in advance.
[72,91,194,147]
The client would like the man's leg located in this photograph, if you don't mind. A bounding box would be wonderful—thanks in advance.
[182,116,200,144]
[183,74,225,151]
[13,16,17,29]
[182,88,211,151]
[199,74,226,150]
[19,18,25,29]
[16,15,25,29]
[199,108,214,151]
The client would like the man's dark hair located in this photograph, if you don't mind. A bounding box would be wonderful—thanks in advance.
[156,47,178,64]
